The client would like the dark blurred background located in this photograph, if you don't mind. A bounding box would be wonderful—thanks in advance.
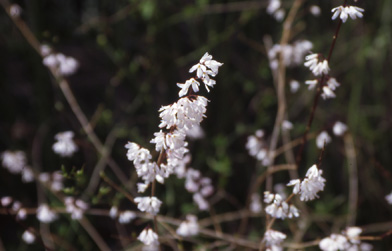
[0,0,391,250]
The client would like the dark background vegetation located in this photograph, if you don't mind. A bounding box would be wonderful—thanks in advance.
[0,0,391,249]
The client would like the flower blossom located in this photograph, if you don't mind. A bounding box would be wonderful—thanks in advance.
[319,227,372,251]
[22,230,35,244]
[52,131,78,157]
[176,215,199,237]
[188,52,222,94]
[287,164,326,201]
[37,204,58,223]
[138,228,159,249]
[118,210,136,224]
[64,197,89,220]
[266,0,285,21]
[134,196,162,215]
[304,53,330,76]
[43,53,79,76]
[268,40,313,69]
[1,150,26,174]
[250,193,262,213]
[333,121,348,136]
[332,6,364,23]
[316,131,331,149]
[264,229,286,251]
[264,192,299,219]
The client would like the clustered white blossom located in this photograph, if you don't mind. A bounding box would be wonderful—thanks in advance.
[305,77,340,100]
[52,131,78,157]
[246,130,271,166]
[249,193,262,214]
[281,120,293,131]
[332,5,364,23]
[264,229,287,251]
[134,196,162,215]
[184,168,214,211]
[1,197,28,220]
[138,228,159,250]
[38,171,64,192]
[316,131,332,149]
[22,230,35,244]
[385,191,392,205]
[287,164,326,201]
[266,0,285,21]
[1,150,35,183]
[304,53,330,76]
[333,121,348,136]
[268,40,313,69]
[319,227,372,251]
[64,197,89,220]
[264,192,299,219]
[37,204,58,223]
[176,214,199,237]
[118,210,137,224]
[43,51,79,76]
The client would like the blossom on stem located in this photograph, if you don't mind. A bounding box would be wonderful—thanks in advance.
[177,78,200,97]
[332,6,364,23]
[250,193,262,213]
[22,230,35,244]
[176,215,199,237]
[118,210,136,224]
[138,228,159,248]
[1,150,26,174]
[287,164,326,201]
[52,131,78,157]
[304,54,330,76]
[264,192,299,219]
[134,196,162,215]
[316,131,331,149]
[319,226,372,251]
[64,197,89,220]
[37,204,58,223]
[264,229,286,251]
[333,121,348,136]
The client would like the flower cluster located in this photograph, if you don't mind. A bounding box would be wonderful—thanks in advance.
[38,171,64,192]
[264,192,299,219]
[64,197,89,220]
[319,227,372,251]
[176,214,199,237]
[43,52,79,76]
[184,168,214,210]
[37,204,58,223]
[264,229,287,251]
[246,130,271,166]
[1,151,34,183]
[332,5,364,23]
[304,53,330,76]
[316,131,332,149]
[287,164,326,201]
[268,40,313,69]
[266,0,285,21]
[138,228,159,250]
[134,196,162,215]
[1,197,27,220]
[52,131,78,157]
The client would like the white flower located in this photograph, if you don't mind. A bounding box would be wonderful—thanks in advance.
[37,204,58,223]
[150,130,166,152]
[134,196,162,215]
[109,206,118,219]
[327,77,340,90]
[246,130,269,162]
[193,192,209,211]
[188,52,222,93]
[176,215,199,237]
[138,228,159,247]
[264,229,286,247]
[52,131,78,157]
[266,0,281,15]
[1,150,26,174]
[40,44,52,57]
[17,208,27,220]
[344,227,362,243]
[289,165,326,201]
[185,124,205,139]
[281,120,293,131]
[304,54,330,76]
[310,5,321,17]
[43,53,79,76]
[137,182,149,193]
[332,6,364,23]
[21,167,34,183]
[319,234,349,251]
[316,131,331,149]
[290,80,300,93]
[65,197,89,220]
[177,78,200,97]
[250,193,262,213]
[386,191,392,205]
[22,230,35,244]
[333,121,348,136]
[1,196,12,207]
[264,193,299,219]
[9,4,22,17]
[305,79,318,90]
[321,86,336,100]
[118,210,136,224]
